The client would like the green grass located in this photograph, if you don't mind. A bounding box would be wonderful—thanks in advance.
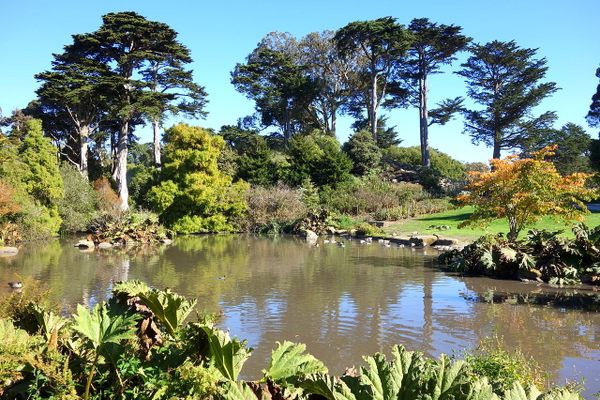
[382,206,600,241]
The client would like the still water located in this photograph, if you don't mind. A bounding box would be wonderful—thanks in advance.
[1,235,599,398]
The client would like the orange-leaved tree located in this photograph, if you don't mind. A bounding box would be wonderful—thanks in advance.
[458,145,597,242]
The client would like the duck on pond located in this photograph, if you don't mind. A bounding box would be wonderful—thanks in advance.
[8,281,23,289]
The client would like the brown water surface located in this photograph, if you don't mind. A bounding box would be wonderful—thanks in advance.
[1,235,599,398]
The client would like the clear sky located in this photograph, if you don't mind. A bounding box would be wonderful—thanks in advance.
[1,0,598,162]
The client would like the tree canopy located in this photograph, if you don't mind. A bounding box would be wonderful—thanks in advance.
[457,40,558,159]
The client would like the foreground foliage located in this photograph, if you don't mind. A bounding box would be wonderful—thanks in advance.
[0,282,584,399]
[439,224,600,285]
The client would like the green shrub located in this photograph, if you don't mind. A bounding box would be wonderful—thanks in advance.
[0,120,63,239]
[465,337,546,394]
[321,174,427,216]
[285,130,352,187]
[57,163,99,233]
[147,124,249,233]
[128,164,158,209]
[342,130,382,176]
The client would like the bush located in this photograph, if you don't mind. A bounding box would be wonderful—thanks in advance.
[147,124,249,233]
[57,164,98,233]
[244,184,307,233]
[92,177,122,217]
[89,210,171,245]
[321,174,428,216]
[285,130,352,187]
[465,336,546,394]
[439,224,600,285]
[342,130,381,176]
[0,120,63,239]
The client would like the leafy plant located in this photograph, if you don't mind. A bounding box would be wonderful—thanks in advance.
[71,303,138,399]
[200,324,252,381]
[138,288,197,337]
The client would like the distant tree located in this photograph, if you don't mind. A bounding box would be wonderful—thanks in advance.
[35,54,110,178]
[147,124,248,233]
[459,146,596,242]
[343,130,381,175]
[285,131,352,187]
[457,41,558,158]
[587,66,600,129]
[219,125,278,185]
[402,18,470,167]
[67,12,199,209]
[298,30,354,136]
[334,17,413,141]
[381,145,465,180]
[140,37,207,166]
[351,115,402,148]
[232,41,318,139]
[525,123,592,175]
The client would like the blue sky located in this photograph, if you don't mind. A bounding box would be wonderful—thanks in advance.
[1,0,598,162]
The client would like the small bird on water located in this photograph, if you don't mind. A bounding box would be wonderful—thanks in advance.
[217,275,226,280]
[8,281,23,289]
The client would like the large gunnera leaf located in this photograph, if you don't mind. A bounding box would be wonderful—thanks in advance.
[201,325,252,381]
[264,341,328,382]
[138,288,197,336]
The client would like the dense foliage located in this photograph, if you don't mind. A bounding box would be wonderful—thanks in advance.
[439,224,600,285]
[457,40,558,159]
[0,120,63,241]
[147,124,249,233]
[0,282,584,399]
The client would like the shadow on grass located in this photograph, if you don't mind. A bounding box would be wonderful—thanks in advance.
[416,212,472,223]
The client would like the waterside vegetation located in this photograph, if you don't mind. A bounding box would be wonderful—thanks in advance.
[0,281,585,399]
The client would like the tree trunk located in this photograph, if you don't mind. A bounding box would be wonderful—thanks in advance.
[79,125,89,180]
[114,120,129,211]
[419,70,430,168]
[370,74,378,143]
[493,132,501,159]
[507,211,518,242]
[153,118,161,167]
[331,112,336,137]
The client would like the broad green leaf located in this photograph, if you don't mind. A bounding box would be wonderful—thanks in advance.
[300,372,359,400]
[221,380,259,400]
[390,345,428,400]
[360,353,395,400]
[502,382,542,400]
[264,341,328,383]
[113,280,151,297]
[428,356,472,400]
[138,288,197,336]
[201,325,252,381]
[468,377,498,400]
[72,303,137,350]
[30,304,69,342]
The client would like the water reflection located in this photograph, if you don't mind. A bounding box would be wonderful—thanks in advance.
[0,235,598,398]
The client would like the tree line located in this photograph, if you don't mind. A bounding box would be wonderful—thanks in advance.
[0,11,598,212]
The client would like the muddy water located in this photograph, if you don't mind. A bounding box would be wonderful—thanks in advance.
[1,235,599,398]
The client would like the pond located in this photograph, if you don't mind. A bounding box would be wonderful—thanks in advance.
[1,235,599,398]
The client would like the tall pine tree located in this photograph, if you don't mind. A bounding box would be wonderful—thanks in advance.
[457,40,558,158]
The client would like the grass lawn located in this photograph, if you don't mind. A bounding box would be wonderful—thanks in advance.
[381,206,600,242]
